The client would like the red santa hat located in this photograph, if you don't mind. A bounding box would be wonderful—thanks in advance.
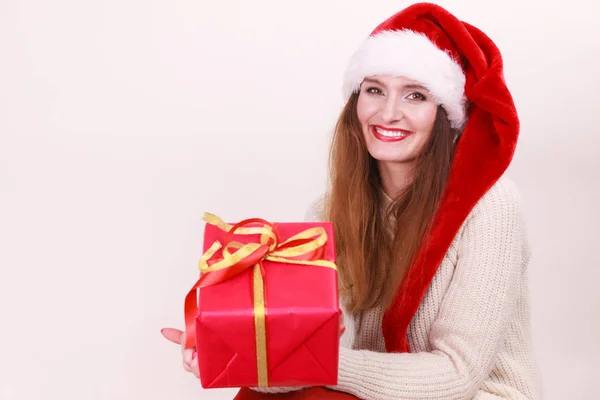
[342,3,520,353]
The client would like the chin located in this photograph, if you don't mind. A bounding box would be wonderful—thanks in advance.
[368,150,416,164]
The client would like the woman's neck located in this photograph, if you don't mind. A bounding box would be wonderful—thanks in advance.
[378,161,414,200]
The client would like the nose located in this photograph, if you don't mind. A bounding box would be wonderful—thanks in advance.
[380,95,404,123]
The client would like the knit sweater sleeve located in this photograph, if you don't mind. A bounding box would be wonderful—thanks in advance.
[330,181,532,400]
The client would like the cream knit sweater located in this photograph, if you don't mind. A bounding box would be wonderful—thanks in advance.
[254,176,543,399]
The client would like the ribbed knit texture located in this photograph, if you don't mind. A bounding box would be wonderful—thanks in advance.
[252,176,542,399]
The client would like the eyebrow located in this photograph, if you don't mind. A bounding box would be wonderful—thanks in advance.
[362,77,429,92]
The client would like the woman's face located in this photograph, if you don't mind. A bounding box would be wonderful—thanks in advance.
[356,75,438,165]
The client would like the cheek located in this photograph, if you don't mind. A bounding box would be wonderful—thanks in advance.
[414,105,438,133]
[356,96,377,126]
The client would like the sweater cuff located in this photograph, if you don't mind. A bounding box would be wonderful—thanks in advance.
[336,346,366,390]
[323,347,368,396]
[250,386,305,394]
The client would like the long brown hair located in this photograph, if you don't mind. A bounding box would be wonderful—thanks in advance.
[326,92,459,313]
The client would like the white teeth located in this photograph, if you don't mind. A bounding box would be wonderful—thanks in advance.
[375,127,409,137]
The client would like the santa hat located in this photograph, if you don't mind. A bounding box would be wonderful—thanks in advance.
[342,3,520,353]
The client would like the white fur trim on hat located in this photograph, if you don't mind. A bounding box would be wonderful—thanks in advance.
[342,29,467,129]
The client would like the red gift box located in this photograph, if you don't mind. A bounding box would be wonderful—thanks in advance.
[184,213,340,389]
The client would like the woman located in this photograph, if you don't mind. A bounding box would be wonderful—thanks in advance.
[162,3,542,399]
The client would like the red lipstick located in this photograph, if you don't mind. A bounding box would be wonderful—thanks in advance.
[370,125,414,142]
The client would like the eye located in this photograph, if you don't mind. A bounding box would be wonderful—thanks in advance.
[365,86,383,95]
[407,92,426,101]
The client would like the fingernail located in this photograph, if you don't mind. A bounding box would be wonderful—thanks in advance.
[192,352,197,360]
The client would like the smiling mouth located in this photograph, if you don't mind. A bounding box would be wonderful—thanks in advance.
[370,125,414,142]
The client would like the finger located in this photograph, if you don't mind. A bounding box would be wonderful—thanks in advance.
[183,348,196,366]
[182,360,193,373]
[190,355,200,379]
[161,328,184,345]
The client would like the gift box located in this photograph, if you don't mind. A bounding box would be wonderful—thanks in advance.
[184,213,340,389]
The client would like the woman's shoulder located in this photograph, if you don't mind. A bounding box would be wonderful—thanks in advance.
[304,176,526,225]
[446,175,529,252]
[304,193,328,222]
[457,175,530,250]
[469,175,525,219]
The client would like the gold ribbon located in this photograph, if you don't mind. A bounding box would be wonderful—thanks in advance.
[197,213,336,387]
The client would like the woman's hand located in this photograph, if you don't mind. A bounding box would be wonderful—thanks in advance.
[339,308,346,336]
[161,328,199,379]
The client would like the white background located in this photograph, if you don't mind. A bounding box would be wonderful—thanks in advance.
[1,0,598,399]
